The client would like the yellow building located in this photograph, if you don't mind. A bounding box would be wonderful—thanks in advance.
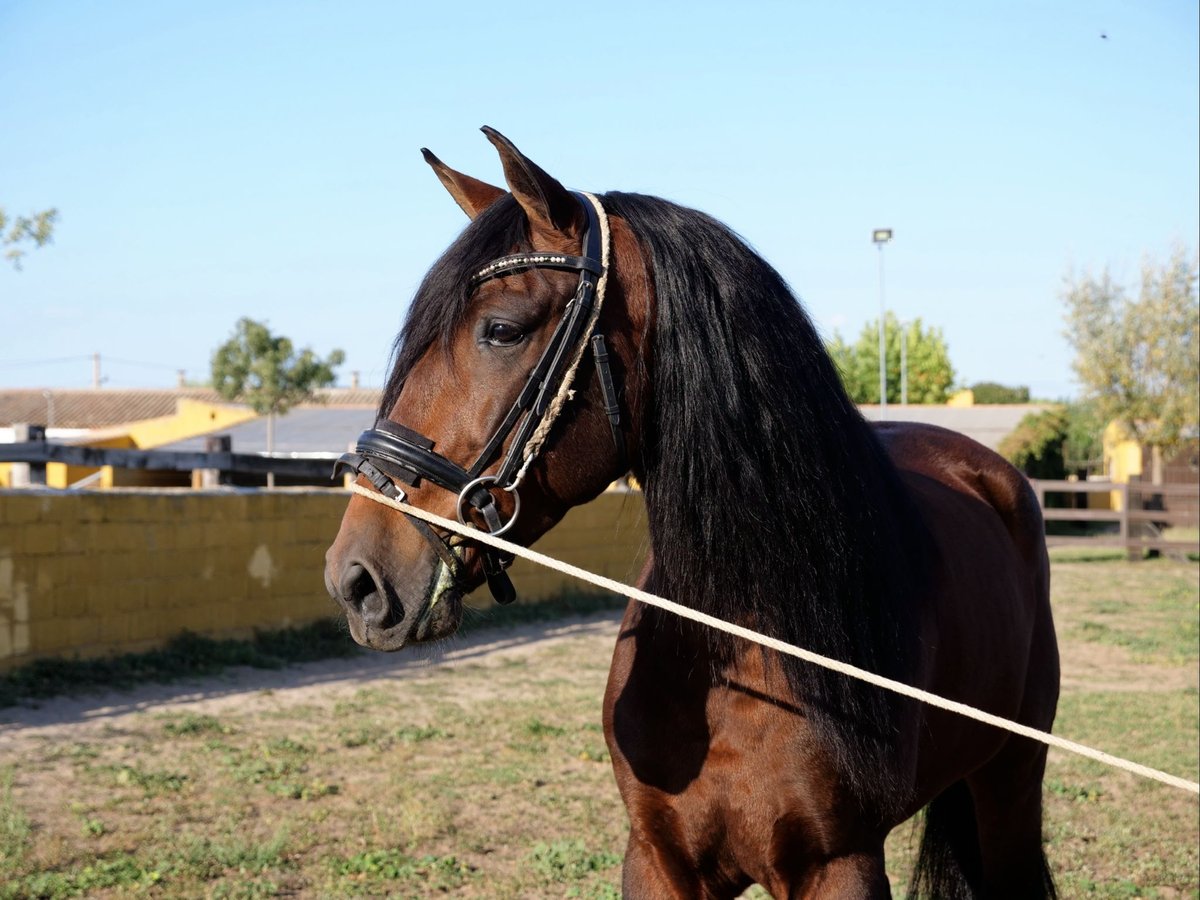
[0,392,256,488]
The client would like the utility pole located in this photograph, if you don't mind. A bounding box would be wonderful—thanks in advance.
[872,229,893,414]
[92,353,101,389]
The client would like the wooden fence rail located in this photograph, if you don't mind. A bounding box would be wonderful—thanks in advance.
[1029,479,1200,555]
[0,439,336,484]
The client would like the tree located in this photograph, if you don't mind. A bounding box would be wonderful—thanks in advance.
[1062,247,1199,479]
[998,401,1106,480]
[1062,399,1105,473]
[2,206,58,269]
[211,318,345,486]
[827,313,955,404]
[969,381,1031,404]
[998,407,1068,480]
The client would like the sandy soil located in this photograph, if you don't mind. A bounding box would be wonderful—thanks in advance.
[0,612,625,752]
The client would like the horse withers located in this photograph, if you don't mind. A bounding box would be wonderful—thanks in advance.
[324,128,1059,899]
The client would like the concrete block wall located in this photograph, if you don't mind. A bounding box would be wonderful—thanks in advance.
[0,489,647,671]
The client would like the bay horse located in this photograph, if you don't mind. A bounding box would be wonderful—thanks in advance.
[324,127,1059,899]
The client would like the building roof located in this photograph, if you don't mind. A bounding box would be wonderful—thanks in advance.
[0,387,383,430]
[0,389,224,429]
[859,404,1051,451]
[159,406,377,455]
[1,383,1042,458]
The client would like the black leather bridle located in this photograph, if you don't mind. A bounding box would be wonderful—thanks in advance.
[334,192,624,605]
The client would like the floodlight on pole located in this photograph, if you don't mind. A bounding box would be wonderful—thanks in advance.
[872,229,893,413]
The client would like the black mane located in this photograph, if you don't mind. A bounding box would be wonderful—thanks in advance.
[602,192,930,813]
[384,189,930,813]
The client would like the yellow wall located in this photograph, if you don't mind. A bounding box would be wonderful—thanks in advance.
[1099,420,1144,510]
[0,489,647,671]
[946,388,974,407]
[123,399,258,448]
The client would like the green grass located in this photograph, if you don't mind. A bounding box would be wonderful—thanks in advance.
[529,839,622,882]
[0,563,1194,897]
[0,768,30,870]
[1055,559,1200,665]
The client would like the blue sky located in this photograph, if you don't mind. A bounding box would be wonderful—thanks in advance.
[2,1,1196,399]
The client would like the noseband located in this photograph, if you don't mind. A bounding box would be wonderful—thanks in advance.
[334,192,624,605]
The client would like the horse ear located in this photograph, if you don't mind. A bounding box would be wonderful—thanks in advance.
[481,126,583,239]
[421,148,505,220]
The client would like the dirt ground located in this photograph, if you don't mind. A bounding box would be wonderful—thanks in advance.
[0,558,1196,898]
[0,614,624,742]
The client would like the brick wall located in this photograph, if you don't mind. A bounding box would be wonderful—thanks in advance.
[0,489,647,671]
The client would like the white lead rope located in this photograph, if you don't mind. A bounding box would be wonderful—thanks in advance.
[347,482,1200,796]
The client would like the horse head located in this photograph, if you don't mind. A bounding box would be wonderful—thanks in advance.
[324,128,646,651]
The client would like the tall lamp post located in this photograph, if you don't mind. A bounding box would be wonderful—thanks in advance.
[872,229,893,412]
[900,319,910,406]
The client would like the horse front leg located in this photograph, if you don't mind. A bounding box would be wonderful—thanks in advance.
[621,826,750,900]
[776,851,892,900]
[621,828,699,899]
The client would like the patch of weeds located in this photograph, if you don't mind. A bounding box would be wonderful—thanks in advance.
[576,745,610,763]
[265,737,310,756]
[567,884,622,899]
[576,723,610,762]
[110,764,188,795]
[0,619,359,707]
[1046,777,1104,803]
[1089,599,1129,615]
[332,687,392,717]
[168,828,292,880]
[267,778,339,801]
[81,817,107,837]
[209,879,282,900]
[511,717,571,754]
[0,767,30,869]
[217,739,338,801]
[525,718,568,738]
[529,839,622,883]
[162,712,234,737]
[482,764,525,786]
[329,849,473,892]
[394,724,446,743]
[3,853,163,898]
[337,726,384,748]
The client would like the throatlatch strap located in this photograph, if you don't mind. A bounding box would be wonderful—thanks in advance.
[590,334,626,473]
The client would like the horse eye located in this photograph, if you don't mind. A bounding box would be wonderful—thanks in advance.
[485,321,525,347]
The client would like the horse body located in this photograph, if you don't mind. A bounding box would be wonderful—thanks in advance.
[605,422,1058,898]
[324,129,1059,898]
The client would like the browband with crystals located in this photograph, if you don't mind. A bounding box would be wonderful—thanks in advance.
[470,252,604,289]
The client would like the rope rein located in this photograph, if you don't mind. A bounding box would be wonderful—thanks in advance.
[347,481,1199,796]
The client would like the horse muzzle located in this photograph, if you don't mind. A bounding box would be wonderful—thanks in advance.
[325,553,464,651]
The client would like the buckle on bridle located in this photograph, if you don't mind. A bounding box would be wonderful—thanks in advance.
[456,475,521,538]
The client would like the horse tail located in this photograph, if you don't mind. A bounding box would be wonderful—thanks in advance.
[908,780,983,899]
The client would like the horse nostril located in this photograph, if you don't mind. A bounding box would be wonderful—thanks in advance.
[341,563,375,606]
[339,561,403,629]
